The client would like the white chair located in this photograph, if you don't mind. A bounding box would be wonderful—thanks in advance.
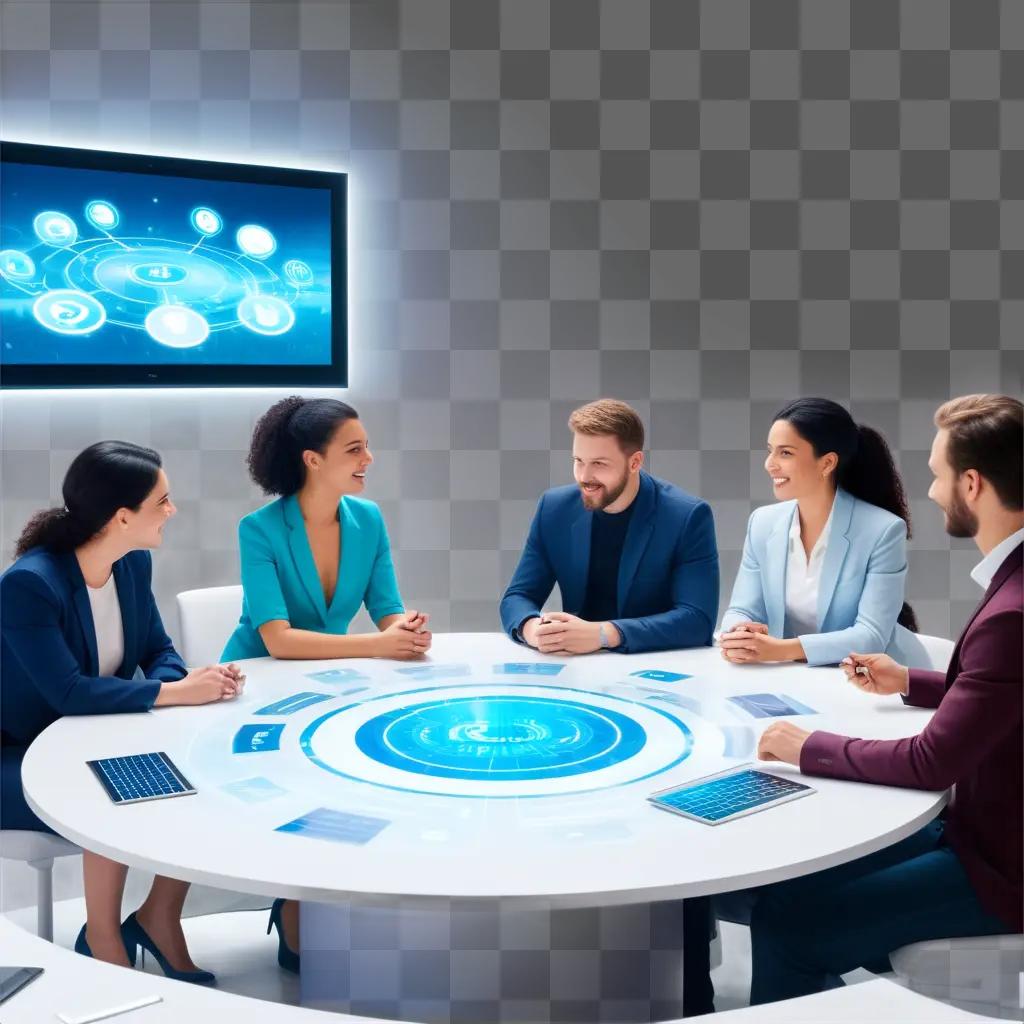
[176,585,243,666]
[890,933,1024,1020]
[0,830,80,941]
[909,626,954,675]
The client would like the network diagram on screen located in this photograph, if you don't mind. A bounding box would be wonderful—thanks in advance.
[0,152,336,371]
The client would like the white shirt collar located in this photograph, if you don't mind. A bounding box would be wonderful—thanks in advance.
[969,527,1024,590]
[788,503,833,561]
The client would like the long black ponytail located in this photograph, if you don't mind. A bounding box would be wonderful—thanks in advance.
[773,398,918,633]
[15,441,162,557]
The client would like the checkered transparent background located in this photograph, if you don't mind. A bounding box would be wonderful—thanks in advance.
[2,0,1022,645]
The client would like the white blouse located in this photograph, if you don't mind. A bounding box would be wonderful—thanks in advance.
[783,506,833,639]
[87,573,125,677]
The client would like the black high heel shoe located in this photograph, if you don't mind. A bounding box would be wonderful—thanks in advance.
[74,924,132,965]
[121,912,216,986]
[268,898,300,974]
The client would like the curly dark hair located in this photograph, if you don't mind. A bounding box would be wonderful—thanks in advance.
[774,398,919,633]
[247,396,360,496]
[16,441,162,557]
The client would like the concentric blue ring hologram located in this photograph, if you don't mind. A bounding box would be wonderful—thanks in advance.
[356,696,646,781]
[299,684,696,798]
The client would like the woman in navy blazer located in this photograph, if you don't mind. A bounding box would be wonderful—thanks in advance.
[720,399,929,668]
[1,442,243,980]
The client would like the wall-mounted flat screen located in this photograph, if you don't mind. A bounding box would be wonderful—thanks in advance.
[0,142,346,388]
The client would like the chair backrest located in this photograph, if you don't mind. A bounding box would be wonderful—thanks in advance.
[176,585,243,667]
[913,633,956,674]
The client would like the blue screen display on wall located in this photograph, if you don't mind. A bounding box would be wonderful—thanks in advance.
[0,142,347,388]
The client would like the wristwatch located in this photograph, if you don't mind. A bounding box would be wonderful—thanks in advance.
[599,622,610,649]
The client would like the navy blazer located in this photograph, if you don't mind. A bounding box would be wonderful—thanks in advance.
[1,547,186,749]
[499,471,720,653]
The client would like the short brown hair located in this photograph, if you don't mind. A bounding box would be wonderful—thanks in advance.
[934,394,1023,510]
[568,399,645,455]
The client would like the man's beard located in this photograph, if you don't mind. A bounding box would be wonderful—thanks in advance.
[943,489,978,538]
[581,470,629,510]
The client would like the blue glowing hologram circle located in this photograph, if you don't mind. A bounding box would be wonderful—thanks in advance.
[33,211,78,247]
[236,224,276,259]
[145,304,209,348]
[191,207,222,236]
[283,259,314,287]
[33,289,106,334]
[130,262,189,286]
[0,249,35,281]
[237,294,295,335]
[299,685,695,798]
[356,696,646,781]
[85,200,119,230]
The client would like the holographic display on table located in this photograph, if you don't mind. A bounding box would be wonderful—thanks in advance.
[0,141,346,388]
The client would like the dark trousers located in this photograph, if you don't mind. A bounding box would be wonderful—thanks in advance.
[682,895,715,1016]
[749,820,1012,1005]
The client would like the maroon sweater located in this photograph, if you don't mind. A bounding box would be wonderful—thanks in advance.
[801,545,1023,931]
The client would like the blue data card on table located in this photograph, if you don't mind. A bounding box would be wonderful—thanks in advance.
[631,669,691,682]
[233,723,285,753]
[305,668,369,684]
[494,662,564,676]
[728,693,818,719]
[221,776,287,803]
[396,663,470,680]
[255,692,334,716]
[276,807,390,845]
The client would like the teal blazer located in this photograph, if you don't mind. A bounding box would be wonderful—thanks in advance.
[720,488,930,668]
[222,494,405,661]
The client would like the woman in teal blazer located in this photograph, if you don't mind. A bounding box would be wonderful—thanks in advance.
[223,397,431,974]
[719,398,930,668]
[223,397,432,662]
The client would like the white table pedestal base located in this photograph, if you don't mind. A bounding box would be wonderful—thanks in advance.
[301,898,687,1023]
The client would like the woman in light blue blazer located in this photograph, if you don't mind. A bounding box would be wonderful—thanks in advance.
[223,397,432,972]
[720,398,929,668]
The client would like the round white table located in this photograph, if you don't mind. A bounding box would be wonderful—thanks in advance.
[23,634,946,1023]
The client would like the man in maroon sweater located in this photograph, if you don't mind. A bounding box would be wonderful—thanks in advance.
[750,394,1023,1005]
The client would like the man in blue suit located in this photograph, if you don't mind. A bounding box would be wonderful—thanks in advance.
[500,398,720,656]
[499,398,720,1015]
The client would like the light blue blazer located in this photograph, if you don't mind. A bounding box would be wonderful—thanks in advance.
[720,488,928,668]
[222,494,405,661]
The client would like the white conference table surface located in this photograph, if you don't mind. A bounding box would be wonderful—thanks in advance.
[0,916,1002,1024]
[23,633,946,908]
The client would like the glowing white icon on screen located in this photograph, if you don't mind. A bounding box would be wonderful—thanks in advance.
[284,259,313,288]
[33,211,78,247]
[236,224,276,259]
[33,289,107,335]
[130,262,188,286]
[85,201,119,230]
[237,294,295,335]
[0,249,35,281]
[191,207,222,236]
[145,304,210,348]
